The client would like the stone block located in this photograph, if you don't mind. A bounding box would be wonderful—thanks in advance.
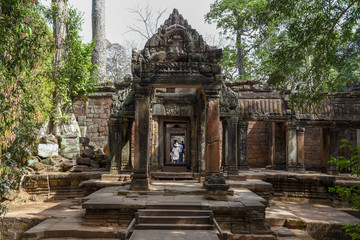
[77,116,86,126]
[38,144,59,158]
[61,152,79,159]
[77,157,91,166]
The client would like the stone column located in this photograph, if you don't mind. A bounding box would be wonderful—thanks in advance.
[286,124,297,171]
[190,117,198,172]
[198,103,206,175]
[222,120,228,173]
[226,117,238,175]
[108,117,122,174]
[328,129,339,175]
[205,95,221,177]
[150,116,159,171]
[130,87,151,190]
[121,118,133,172]
[296,127,305,171]
[357,129,360,147]
[269,122,276,167]
[238,121,249,170]
[321,128,330,172]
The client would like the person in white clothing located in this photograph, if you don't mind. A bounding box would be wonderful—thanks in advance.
[171,141,180,164]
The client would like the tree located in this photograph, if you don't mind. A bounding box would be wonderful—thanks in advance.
[206,0,360,108]
[262,0,360,107]
[51,0,67,136]
[92,0,106,84]
[106,40,131,82]
[205,0,274,80]
[47,1,96,135]
[333,27,360,92]
[0,0,52,215]
[126,3,168,46]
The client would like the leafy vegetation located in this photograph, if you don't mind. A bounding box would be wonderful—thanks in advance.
[329,139,360,240]
[0,0,51,216]
[206,0,360,108]
[0,0,96,216]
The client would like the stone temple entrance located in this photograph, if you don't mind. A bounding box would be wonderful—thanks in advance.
[108,8,229,191]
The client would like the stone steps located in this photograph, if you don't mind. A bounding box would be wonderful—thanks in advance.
[135,223,213,230]
[145,202,203,210]
[23,211,122,240]
[129,230,220,240]
[139,216,210,224]
[137,209,212,216]
[151,171,194,180]
[133,202,214,231]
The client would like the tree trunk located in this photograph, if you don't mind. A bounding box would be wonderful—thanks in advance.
[236,29,246,76]
[233,11,246,76]
[52,0,67,136]
[92,0,106,84]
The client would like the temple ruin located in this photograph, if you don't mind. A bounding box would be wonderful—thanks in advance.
[18,8,360,240]
[105,9,360,183]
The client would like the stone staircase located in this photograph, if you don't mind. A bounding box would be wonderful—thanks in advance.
[135,202,213,230]
[150,171,194,180]
[117,202,226,240]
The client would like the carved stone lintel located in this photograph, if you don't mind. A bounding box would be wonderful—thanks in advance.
[131,8,222,79]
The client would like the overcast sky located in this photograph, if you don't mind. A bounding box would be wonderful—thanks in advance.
[43,0,220,48]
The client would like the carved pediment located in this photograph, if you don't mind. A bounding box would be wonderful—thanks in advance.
[110,87,135,117]
[132,9,222,79]
[220,84,239,118]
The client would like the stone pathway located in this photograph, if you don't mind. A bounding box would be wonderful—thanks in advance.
[4,176,360,240]
[129,230,219,240]
[266,201,360,240]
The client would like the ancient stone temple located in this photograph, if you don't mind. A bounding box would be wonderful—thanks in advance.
[19,9,360,240]
[108,9,227,190]
[107,9,360,188]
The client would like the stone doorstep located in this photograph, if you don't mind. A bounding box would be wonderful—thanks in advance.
[129,230,219,240]
[24,215,123,239]
[272,227,314,240]
[24,218,59,239]
[230,234,277,240]
[228,180,272,192]
[227,174,247,181]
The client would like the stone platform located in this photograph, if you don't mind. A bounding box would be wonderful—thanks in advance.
[81,180,271,235]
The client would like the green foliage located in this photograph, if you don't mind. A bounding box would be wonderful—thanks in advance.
[57,7,96,104]
[205,0,275,80]
[0,0,51,215]
[329,139,360,239]
[333,27,360,92]
[0,1,95,216]
[206,0,360,107]
[262,0,360,105]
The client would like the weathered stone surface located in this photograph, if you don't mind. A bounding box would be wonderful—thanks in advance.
[40,158,55,166]
[82,148,95,158]
[60,160,74,172]
[77,157,91,166]
[38,144,59,158]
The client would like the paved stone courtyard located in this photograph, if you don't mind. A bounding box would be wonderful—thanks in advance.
[1,172,357,240]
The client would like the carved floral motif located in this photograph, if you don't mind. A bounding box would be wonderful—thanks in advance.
[131,9,222,79]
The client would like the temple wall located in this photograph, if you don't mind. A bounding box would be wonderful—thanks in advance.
[247,121,271,167]
[304,127,322,170]
[74,94,112,149]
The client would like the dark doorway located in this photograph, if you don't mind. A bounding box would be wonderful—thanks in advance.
[164,123,187,167]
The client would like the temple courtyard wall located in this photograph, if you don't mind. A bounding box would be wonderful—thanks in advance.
[72,91,357,172]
